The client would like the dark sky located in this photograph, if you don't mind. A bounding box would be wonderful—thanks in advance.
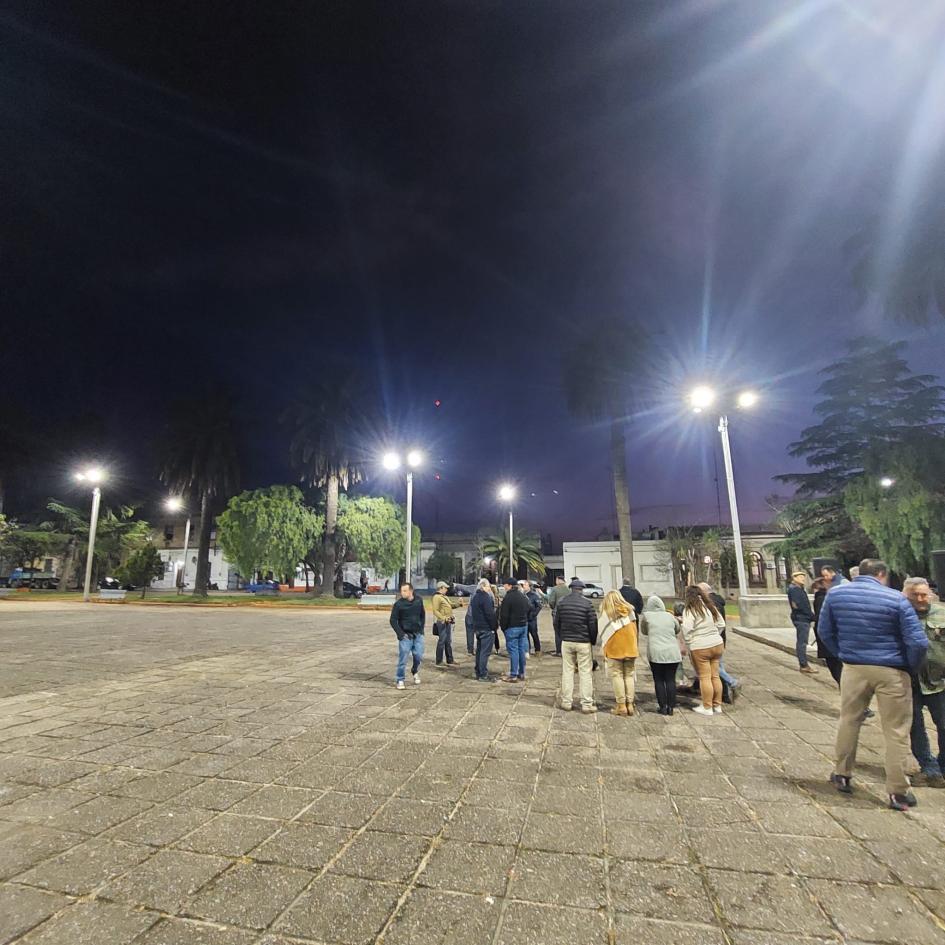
[3,1,945,541]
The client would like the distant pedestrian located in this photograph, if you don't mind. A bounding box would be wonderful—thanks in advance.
[469,578,498,682]
[618,578,644,618]
[818,559,928,810]
[464,593,475,655]
[640,595,682,715]
[546,576,569,656]
[431,581,459,667]
[553,579,598,713]
[681,585,726,717]
[788,571,818,674]
[813,577,843,685]
[599,590,638,716]
[389,583,425,690]
[499,578,530,682]
[821,564,848,589]
[521,579,543,655]
[902,578,945,788]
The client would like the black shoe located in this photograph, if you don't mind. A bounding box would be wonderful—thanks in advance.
[830,773,853,794]
[862,708,875,720]
[889,792,918,811]
[667,706,674,716]
[551,651,562,658]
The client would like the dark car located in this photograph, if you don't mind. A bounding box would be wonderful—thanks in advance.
[99,577,136,591]
[342,581,364,599]
[245,579,279,594]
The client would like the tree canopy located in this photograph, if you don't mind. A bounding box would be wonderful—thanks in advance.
[424,550,461,583]
[482,528,545,578]
[335,495,420,579]
[115,544,166,597]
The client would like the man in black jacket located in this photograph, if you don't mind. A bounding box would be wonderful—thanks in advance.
[521,580,543,655]
[469,578,498,682]
[788,571,818,674]
[619,578,644,618]
[389,583,425,690]
[500,578,531,682]
[553,579,599,712]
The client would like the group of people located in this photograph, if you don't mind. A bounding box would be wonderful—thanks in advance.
[389,574,743,719]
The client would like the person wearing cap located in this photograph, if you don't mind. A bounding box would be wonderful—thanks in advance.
[432,581,460,667]
[499,577,531,681]
[553,578,599,712]
[788,571,818,674]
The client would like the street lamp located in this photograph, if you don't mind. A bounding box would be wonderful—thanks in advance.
[74,467,106,601]
[165,497,191,594]
[879,476,895,489]
[383,449,423,584]
[497,484,516,579]
[688,388,759,601]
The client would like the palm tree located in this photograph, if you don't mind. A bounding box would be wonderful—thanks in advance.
[160,394,239,597]
[561,315,643,585]
[482,528,546,579]
[286,371,367,596]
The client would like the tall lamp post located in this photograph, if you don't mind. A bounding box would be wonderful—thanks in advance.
[383,449,423,585]
[165,498,191,594]
[75,467,106,602]
[689,387,759,602]
[498,484,516,578]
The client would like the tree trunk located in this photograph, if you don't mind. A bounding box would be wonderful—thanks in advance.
[59,536,77,591]
[319,473,339,597]
[610,416,635,584]
[193,492,212,598]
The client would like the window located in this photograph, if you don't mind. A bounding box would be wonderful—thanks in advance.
[164,524,174,541]
[44,559,54,572]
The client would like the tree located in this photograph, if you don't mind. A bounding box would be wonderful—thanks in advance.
[655,527,725,596]
[424,550,461,584]
[286,370,370,596]
[561,315,643,584]
[217,486,324,584]
[160,394,240,598]
[335,495,420,582]
[482,528,545,578]
[115,544,165,598]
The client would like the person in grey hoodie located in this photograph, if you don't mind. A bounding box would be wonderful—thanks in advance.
[640,595,683,715]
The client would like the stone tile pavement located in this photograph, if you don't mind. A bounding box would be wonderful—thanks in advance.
[1,600,944,945]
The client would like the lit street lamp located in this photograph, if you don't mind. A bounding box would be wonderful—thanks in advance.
[688,388,760,601]
[75,467,106,602]
[498,484,516,579]
[879,476,895,489]
[165,497,191,594]
[383,449,424,584]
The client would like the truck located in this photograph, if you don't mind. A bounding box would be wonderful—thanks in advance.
[0,567,60,589]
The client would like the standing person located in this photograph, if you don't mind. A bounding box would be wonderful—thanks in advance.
[553,579,598,713]
[681,586,726,717]
[599,590,638,716]
[788,571,818,674]
[546,576,569,656]
[697,581,740,699]
[818,559,929,810]
[821,564,847,588]
[499,578,530,682]
[640,595,683,715]
[813,577,843,685]
[469,578,498,682]
[389,583,425,690]
[521,580,543,655]
[902,578,945,788]
[431,581,459,667]
[464,593,476,655]
[618,577,644,618]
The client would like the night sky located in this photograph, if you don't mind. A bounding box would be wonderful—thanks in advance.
[3,2,944,541]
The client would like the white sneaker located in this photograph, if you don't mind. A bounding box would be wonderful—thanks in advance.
[413,673,421,686]
[692,705,714,717]
[396,680,405,690]
[713,707,723,714]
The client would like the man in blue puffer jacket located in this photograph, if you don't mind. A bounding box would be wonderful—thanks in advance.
[819,559,928,810]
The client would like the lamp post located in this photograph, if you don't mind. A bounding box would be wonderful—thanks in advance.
[75,467,106,602]
[165,498,191,594]
[383,449,424,585]
[689,387,758,602]
[498,484,516,579]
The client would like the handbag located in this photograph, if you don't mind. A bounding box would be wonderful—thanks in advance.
[432,622,440,637]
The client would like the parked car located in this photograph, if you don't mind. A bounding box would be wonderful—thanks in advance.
[582,582,605,599]
[99,576,136,591]
[245,579,278,594]
[450,583,478,597]
[342,581,364,599]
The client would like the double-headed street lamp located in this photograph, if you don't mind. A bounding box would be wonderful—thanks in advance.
[383,449,423,584]
[75,467,106,602]
[165,497,191,594]
[498,484,516,579]
[688,387,759,601]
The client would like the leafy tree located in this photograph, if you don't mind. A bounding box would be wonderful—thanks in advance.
[43,500,88,591]
[286,370,370,596]
[335,495,420,582]
[115,544,166,598]
[160,394,240,598]
[0,527,66,569]
[561,315,644,585]
[655,527,731,596]
[482,528,545,578]
[218,486,324,584]
[424,550,461,583]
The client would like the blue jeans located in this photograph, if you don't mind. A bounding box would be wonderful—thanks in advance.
[792,617,812,667]
[719,662,738,687]
[911,678,945,776]
[396,634,424,682]
[505,625,528,678]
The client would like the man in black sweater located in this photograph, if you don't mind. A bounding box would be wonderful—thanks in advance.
[390,583,425,690]
[499,578,531,682]
[553,579,599,712]
[788,571,818,674]
[619,578,644,618]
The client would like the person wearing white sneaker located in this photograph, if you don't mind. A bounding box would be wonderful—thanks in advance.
[692,705,714,717]
[390,583,426,690]
[681,586,726,715]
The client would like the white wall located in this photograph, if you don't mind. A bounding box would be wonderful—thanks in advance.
[562,540,675,598]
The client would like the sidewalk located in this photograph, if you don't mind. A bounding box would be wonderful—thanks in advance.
[732,623,818,660]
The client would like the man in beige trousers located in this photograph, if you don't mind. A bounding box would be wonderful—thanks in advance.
[818,559,929,810]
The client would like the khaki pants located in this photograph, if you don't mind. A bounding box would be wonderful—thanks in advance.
[835,663,913,795]
[691,643,724,709]
[561,641,595,708]
[607,657,636,706]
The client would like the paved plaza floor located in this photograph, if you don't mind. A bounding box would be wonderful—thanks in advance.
[1,601,945,945]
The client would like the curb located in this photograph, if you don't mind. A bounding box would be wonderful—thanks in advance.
[730,625,798,657]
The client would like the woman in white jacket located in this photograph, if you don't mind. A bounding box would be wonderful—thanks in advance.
[681,585,726,716]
